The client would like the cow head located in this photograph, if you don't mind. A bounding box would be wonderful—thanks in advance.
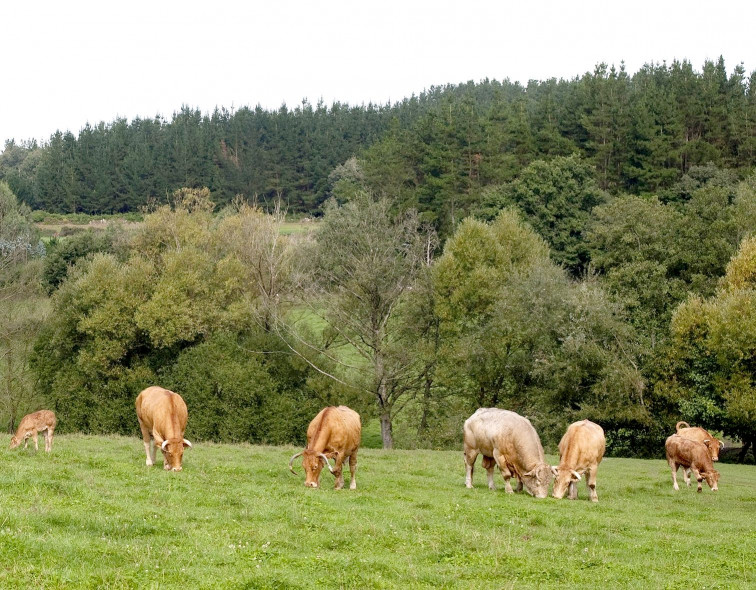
[551,467,582,500]
[289,450,335,488]
[703,439,723,462]
[701,468,720,491]
[161,438,192,472]
[9,436,20,449]
[521,463,554,498]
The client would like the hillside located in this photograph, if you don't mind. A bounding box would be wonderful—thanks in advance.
[1,58,755,222]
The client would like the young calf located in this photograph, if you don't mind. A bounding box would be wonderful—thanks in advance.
[10,410,57,452]
[665,434,719,492]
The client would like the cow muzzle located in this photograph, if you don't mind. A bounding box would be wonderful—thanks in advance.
[305,481,319,488]
[171,466,182,472]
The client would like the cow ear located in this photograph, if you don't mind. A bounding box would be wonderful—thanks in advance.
[327,450,340,459]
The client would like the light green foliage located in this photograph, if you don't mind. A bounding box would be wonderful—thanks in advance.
[667,236,756,443]
[135,248,247,348]
[0,180,36,242]
[0,183,46,432]
[434,209,548,328]
[434,211,643,444]
[0,437,754,588]
[294,192,433,448]
[31,189,283,435]
[41,230,118,294]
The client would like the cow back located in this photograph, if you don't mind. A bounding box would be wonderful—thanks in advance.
[463,408,546,472]
[306,406,361,455]
[665,435,714,471]
[557,419,605,472]
[136,386,188,440]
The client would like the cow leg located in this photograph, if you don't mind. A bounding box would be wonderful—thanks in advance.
[45,427,54,452]
[464,447,479,489]
[348,453,357,490]
[482,456,496,490]
[683,467,691,487]
[669,460,680,490]
[568,480,578,500]
[333,455,345,490]
[515,478,523,493]
[493,452,514,493]
[138,419,155,466]
[587,466,598,502]
[691,468,703,492]
[33,430,39,452]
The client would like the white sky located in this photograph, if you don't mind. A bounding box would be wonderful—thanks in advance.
[2,0,754,148]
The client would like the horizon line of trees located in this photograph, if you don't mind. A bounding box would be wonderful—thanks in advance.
[1,57,755,224]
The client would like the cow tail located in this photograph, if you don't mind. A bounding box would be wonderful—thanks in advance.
[675,421,690,433]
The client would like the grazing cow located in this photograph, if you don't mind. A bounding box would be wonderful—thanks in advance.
[665,434,719,492]
[463,408,553,498]
[552,419,605,502]
[10,410,57,452]
[135,386,192,472]
[675,421,724,485]
[289,406,361,489]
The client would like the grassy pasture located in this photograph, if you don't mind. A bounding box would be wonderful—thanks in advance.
[0,436,754,589]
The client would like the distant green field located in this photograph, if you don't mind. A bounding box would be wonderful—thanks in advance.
[1,435,753,589]
[277,220,318,235]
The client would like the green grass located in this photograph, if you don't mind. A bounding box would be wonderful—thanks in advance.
[0,435,754,589]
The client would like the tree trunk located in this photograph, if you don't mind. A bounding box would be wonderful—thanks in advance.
[738,439,753,463]
[380,411,393,449]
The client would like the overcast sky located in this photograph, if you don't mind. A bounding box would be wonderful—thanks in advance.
[2,0,754,148]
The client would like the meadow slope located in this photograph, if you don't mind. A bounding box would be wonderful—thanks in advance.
[0,435,754,589]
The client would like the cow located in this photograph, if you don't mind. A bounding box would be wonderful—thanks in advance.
[552,419,605,502]
[10,410,57,452]
[289,406,361,489]
[665,434,719,492]
[135,386,192,472]
[675,421,724,461]
[463,408,553,498]
[675,421,724,486]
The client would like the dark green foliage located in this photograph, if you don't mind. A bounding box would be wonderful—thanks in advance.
[476,155,607,275]
[161,333,320,445]
[2,58,755,224]
[41,230,117,293]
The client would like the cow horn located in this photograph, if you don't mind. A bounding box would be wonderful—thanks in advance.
[289,451,303,475]
[183,439,192,448]
[571,470,582,481]
[161,440,169,451]
[551,466,559,476]
[318,453,335,473]
[719,440,725,450]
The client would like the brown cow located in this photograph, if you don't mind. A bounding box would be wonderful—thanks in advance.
[289,406,361,489]
[675,421,724,461]
[463,408,553,498]
[675,421,724,485]
[665,434,719,492]
[135,386,192,472]
[552,420,605,502]
[10,410,57,452]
